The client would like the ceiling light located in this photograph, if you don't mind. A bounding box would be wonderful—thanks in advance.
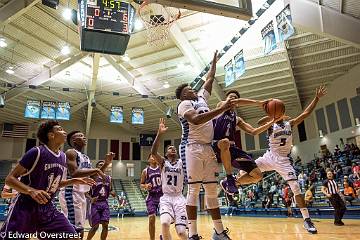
[61,45,70,55]
[122,54,130,62]
[319,130,323,138]
[63,8,72,20]
[0,38,7,48]
[163,82,170,89]
[5,67,14,75]
[134,18,144,31]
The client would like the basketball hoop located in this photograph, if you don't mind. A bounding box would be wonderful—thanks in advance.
[138,0,181,47]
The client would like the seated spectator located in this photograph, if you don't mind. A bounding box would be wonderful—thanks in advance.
[342,182,356,204]
[353,178,360,199]
[344,175,354,188]
[262,193,273,209]
[350,143,360,156]
[319,167,327,180]
[334,145,340,156]
[305,185,314,207]
[352,163,360,179]
[335,164,343,180]
[225,194,238,216]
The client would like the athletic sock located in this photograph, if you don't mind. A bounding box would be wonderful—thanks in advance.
[300,208,310,220]
[188,220,197,237]
[213,219,224,234]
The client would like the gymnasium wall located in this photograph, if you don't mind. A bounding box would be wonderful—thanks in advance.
[291,64,360,163]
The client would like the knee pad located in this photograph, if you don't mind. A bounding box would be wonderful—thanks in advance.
[160,213,172,226]
[288,180,301,196]
[187,183,201,206]
[175,225,187,237]
[203,183,219,209]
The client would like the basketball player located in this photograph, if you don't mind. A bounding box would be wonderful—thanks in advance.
[223,85,327,233]
[150,118,187,240]
[140,154,163,240]
[176,50,236,240]
[213,90,277,194]
[86,160,114,240]
[0,120,95,240]
[59,130,115,238]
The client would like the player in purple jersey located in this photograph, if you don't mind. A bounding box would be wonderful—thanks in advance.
[0,120,95,240]
[213,90,277,195]
[60,130,114,238]
[140,155,163,240]
[86,161,115,240]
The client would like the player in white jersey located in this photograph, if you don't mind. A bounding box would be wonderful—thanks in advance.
[226,85,326,234]
[59,130,114,238]
[176,51,236,240]
[151,118,187,240]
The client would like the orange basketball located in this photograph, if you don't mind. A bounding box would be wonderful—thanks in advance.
[265,99,285,119]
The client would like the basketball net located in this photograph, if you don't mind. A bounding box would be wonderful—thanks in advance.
[138,0,181,47]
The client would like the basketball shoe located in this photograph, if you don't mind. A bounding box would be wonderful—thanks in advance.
[188,234,202,240]
[303,218,317,234]
[212,228,231,240]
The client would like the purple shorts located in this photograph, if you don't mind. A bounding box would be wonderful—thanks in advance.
[146,194,161,216]
[89,201,110,227]
[0,195,76,240]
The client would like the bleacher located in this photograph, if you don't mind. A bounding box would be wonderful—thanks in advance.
[120,179,147,212]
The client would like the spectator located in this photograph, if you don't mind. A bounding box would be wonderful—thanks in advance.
[295,156,302,166]
[351,143,360,156]
[342,182,356,204]
[298,171,306,191]
[282,184,293,217]
[352,163,360,179]
[262,193,273,209]
[319,167,327,180]
[225,194,238,216]
[321,170,346,226]
[334,164,343,180]
[353,178,360,199]
[334,145,340,156]
[343,175,354,188]
[339,138,345,151]
[305,185,314,207]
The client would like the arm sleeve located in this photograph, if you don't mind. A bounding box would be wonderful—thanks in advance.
[198,89,210,102]
[19,147,39,171]
[178,100,194,118]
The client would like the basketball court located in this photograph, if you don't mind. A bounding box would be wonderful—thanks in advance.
[87,216,359,239]
[0,0,360,240]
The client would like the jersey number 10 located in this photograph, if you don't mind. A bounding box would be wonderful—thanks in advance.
[167,175,178,186]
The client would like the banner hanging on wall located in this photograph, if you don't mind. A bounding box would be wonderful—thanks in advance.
[233,50,245,79]
[224,59,235,87]
[276,5,295,42]
[262,21,277,55]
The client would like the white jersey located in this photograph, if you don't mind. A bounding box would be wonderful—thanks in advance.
[177,89,213,144]
[72,149,92,192]
[268,121,293,157]
[161,159,184,194]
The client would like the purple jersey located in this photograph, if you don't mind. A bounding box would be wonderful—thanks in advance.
[213,110,237,141]
[145,166,162,195]
[19,145,67,201]
[90,175,111,202]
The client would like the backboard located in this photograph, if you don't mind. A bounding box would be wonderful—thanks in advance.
[148,0,252,20]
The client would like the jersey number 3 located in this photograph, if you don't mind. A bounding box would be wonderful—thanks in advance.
[167,175,178,186]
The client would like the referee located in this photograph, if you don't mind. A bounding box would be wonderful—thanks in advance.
[321,170,346,226]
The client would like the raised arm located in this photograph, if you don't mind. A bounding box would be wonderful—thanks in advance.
[183,98,236,125]
[203,50,218,95]
[100,152,115,173]
[290,85,327,127]
[237,117,275,136]
[233,98,271,108]
[66,149,104,178]
[150,118,167,168]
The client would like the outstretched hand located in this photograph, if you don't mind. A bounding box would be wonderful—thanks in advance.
[158,118,168,135]
[316,85,327,98]
[260,98,273,110]
[207,50,219,79]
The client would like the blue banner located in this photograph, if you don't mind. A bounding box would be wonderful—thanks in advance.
[56,102,71,120]
[110,106,124,124]
[276,5,294,42]
[132,107,144,125]
[24,100,41,119]
[262,21,276,55]
[41,101,56,119]
[224,59,235,87]
[234,50,245,79]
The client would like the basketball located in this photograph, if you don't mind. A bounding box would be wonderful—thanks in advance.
[265,99,285,118]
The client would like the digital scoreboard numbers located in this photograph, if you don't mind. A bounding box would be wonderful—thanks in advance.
[78,0,135,55]
[86,0,130,34]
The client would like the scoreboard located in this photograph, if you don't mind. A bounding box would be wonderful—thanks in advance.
[78,0,135,55]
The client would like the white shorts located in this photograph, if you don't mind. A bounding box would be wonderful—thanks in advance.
[255,150,297,181]
[59,189,87,229]
[160,194,187,227]
[185,143,219,184]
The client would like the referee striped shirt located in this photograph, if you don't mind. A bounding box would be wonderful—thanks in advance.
[323,179,338,195]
